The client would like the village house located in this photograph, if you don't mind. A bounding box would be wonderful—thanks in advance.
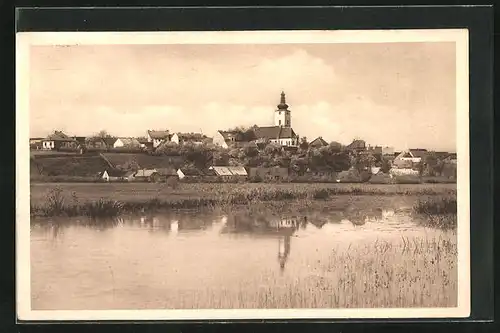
[113,137,141,149]
[213,130,251,149]
[133,169,158,182]
[177,167,218,181]
[381,146,395,156]
[309,137,329,148]
[85,137,108,150]
[152,167,179,183]
[99,169,127,182]
[345,139,366,154]
[247,167,289,182]
[30,137,44,150]
[171,132,209,145]
[393,149,428,168]
[147,130,171,148]
[41,131,80,150]
[209,166,248,181]
[366,145,383,155]
[177,167,203,180]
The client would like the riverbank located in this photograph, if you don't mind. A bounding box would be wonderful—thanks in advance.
[30,182,456,203]
[30,183,457,229]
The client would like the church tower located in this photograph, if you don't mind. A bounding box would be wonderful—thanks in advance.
[275,91,291,127]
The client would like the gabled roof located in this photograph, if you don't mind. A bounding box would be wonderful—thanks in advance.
[211,166,233,176]
[218,130,248,142]
[228,166,248,176]
[346,139,366,150]
[309,137,329,147]
[45,131,76,142]
[409,149,428,158]
[123,171,136,177]
[135,169,157,177]
[116,138,141,146]
[177,132,207,141]
[148,130,170,139]
[103,137,117,147]
[179,168,205,176]
[253,126,296,140]
[103,169,127,177]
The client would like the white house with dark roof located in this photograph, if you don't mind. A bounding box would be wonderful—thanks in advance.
[113,137,141,149]
[41,131,79,150]
[147,130,171,148]
[171,132,208,145]
[394,149,428,164]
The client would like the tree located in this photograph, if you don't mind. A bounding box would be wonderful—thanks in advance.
[328,141,343,153]
[380,157,392,173]
[96,130,113,139]
[352,153,376,173]
[290,155,309,175]
[299,137,309,151]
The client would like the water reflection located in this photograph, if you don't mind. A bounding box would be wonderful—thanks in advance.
[31,202,452,310]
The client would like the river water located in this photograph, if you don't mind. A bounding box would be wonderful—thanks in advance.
[30,201,455,310]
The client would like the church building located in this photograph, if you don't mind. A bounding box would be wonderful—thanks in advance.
[253,91,299,147]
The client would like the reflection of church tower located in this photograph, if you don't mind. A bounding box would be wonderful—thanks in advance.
[275,91,291,127]
[278,235,291,271]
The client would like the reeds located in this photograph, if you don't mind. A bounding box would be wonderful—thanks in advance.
[31,187,125,218]
[412,197,457,229]
[140,236,457,309]
[31,185,458,218]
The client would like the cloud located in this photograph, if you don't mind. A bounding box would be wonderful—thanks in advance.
[28,43,456,151]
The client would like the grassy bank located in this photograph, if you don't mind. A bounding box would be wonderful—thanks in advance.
[30,184,457,228]
[30,182,456,204]
[136,235,457,309]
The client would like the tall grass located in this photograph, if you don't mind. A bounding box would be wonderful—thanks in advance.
[143,236,457,309]
[31,187,124,218]
[412,197,457,229]
[31,185,457,218]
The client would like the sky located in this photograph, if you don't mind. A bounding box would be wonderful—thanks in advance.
[29,42,457,151]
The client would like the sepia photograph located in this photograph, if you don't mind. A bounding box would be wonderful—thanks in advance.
[16,29,470,321]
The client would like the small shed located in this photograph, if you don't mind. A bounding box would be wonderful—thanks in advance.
[228,166,248,176]
[100,169,126,182]
[133,168,157,182]
[177,168,204,180]
[153,167,179,182]
[248,167,289,181]
[210,166,233,176]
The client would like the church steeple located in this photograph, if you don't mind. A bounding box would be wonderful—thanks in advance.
[275,91,291,127]
[277,91,289,110]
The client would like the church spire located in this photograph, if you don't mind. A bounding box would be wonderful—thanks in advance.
[277,90,289,110]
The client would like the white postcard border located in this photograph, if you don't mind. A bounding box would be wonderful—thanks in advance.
[16,29,470,321]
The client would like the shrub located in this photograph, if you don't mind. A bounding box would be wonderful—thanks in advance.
[312,188,330,200]
[413,197,457,215]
